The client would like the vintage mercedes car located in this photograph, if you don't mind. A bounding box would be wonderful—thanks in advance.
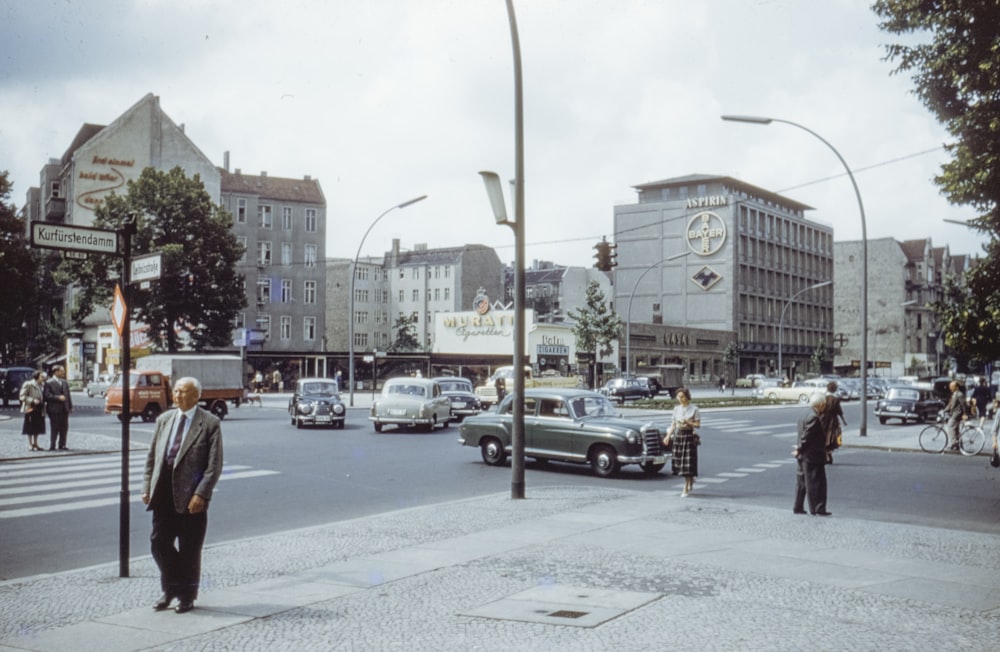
[599,377,654,404]
[432,376,482,421]
[288,378,347,429]
[874,385,945,425]
[370,377,452,432]
[458,388,668,478]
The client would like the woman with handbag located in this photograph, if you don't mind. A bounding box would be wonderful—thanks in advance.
[19,370,46,451]
[664,387,700,497]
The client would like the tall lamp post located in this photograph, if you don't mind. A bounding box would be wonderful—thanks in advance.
[778,280,832,382]
[348,195,427,407]
[722,115,869,435]
[625,251,690,376]
[477,0,526,501]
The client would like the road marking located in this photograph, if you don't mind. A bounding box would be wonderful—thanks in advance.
[734,467,766,473]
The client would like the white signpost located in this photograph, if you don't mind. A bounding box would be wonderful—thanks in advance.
[30,221,118,255]
[130,253,162,285]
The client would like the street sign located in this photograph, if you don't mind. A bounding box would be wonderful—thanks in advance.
[131,253,162,283]
[112,284,127,336]
[30,221,118,255]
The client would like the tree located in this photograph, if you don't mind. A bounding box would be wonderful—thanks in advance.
[0,171,39,364]
[722,340,741,395]
[388,313,421,352]
[62,166,246,351]
[568,281,622,388]
[811,340,830,376]
[874,1,1000,362]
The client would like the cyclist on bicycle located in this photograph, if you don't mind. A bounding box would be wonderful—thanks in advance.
[944,380,967,452]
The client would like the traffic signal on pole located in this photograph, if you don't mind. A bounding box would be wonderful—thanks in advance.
[593,240,611,271]
[608,243,618,269]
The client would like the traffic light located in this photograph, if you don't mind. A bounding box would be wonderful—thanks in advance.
[593,240,611,271]
[608,242,618,269]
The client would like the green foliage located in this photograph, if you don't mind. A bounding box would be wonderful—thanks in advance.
[62,166,246,351]
[811,340,830,374]
[389,313,421,352]
[568,281,622,359]
[874,1,1000,363]
[0,171,40,364]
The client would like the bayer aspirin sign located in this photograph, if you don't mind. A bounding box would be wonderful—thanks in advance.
[686,211,727,256]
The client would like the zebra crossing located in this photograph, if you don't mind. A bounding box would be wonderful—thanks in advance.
[700,415,799,439]
[0,451,279,519]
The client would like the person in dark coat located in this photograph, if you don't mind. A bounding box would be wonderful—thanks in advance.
[43,365,73,450]
[793,392,832,516]
[19,370,46,451]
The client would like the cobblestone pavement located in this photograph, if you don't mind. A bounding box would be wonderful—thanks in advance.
[2,395,998,651]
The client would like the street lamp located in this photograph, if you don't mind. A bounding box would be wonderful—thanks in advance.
[778,280,832,383]
[722,114,869,435]
[624,251,691,376]
[348,195,427,407]
[477,0,526,500]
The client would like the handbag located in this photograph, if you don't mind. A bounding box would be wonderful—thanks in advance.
[693,433,702,446]
[990,449,1000,468]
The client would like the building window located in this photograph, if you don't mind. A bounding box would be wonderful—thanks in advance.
[399,290,404,302]
[412,268,419,280]
[304,280,316,304]
[355,310,368,325]
[237,236,247,263]
[280,316,291,340]
[256,278,271,305]
[304,244,316,267]
[354,288,369,303]
[255,314,270,340]
[412,289,419,301]
[281,279,292,303]
[444,288,450,301]
[282,207,293,230]
[434,288,440,301]
[303,316,316,341]
[258,204,273,229]
[281,242,292,266]
[257,241,272,266]
[237,198,247,224]
[51,180,61,198]
[305,209,317,232]
[444,266,450,278]
[356,266,369,281]
[353,331,368,348]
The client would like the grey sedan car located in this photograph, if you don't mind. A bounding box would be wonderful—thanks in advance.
[458,387,667,477]
[370,377,452,432]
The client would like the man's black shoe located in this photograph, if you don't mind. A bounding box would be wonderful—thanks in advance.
[175,600,195,614]
[793,509,807,515]
[814,511,833,516]
[59,447,69,450]
[153,594,173,611]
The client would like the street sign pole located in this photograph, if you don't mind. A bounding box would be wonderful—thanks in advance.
[118,215,136,578]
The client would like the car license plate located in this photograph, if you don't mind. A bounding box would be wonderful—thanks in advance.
[887,405,901,412]
[653,455,666,464]
[453,401,466,409]
[316,416,331,422]
[389,408,407,416]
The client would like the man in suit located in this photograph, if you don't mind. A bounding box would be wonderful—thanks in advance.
[792,392,832,516]
[43,365,73,450]
[142,377,224,614]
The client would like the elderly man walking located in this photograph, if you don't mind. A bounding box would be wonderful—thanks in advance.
[792,392,832,516]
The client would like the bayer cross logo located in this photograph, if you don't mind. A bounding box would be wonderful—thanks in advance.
[686,211,727,256]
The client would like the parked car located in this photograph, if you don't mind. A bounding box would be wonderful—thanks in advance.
[459,388,668,477]
[636,376,661,396]
[370,377,452,432]
[288,378,346,429]
[599,377,653,404]
[0,366,36,407]
[752,378,783,399]
[86,373,114,398]
[433,376,482,421]
[874,385,945,425]
[754,381,816,403]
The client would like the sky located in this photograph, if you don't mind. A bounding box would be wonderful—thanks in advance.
[0,0,985,268]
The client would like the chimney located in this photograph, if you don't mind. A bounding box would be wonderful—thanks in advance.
[223,151,230,172]
[260,171,267,178]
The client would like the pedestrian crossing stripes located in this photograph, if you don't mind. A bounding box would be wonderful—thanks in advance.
[0,452,278,519]
[699,416,798,439]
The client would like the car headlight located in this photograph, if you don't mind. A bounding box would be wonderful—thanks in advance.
[333,403,345,415]
[624,430,639,444]
[296,401,314,415]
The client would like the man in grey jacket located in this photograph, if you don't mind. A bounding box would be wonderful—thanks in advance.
[142,377,224,614]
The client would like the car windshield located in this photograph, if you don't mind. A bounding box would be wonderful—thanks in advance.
[887,388,919,401]
[570,395,620,418]
[437,381,472,393]
[302,381,338,396]
[386,383,426,397]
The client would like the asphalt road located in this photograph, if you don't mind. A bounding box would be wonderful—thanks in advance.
[2,397,998,581]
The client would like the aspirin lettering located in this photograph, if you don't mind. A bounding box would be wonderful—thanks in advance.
[686,195,728,209]
[685,211,727,256]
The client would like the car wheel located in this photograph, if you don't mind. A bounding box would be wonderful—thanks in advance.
[767,392,778,400]
[481,437,507,466]
[141,404,161,423]
[87,390,94,398]
[590,445,620,478]
[798,394,809,403]
[879,416,887,425]
[641,462,665,474]
[296,419,305,429]
[374,422,383,433]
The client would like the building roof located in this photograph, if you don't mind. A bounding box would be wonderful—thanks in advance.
[219,168,325,204]
[525,267,567,284]
[900,239,930,263]
[633,173,813,212]
[61,123,106,167]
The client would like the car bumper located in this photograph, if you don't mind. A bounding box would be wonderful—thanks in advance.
[369,416,442,426]
[874,407,918,419]
[618,453,668,465]
[298,415,345,425]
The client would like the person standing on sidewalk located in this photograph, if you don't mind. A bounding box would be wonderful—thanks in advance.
[142,377,224,614]
[944,380,967,451]
[793,392,832,516]
[43,365,73,451]
[19,370,46,452]
[666,387,700,497]
[824,381,846,463]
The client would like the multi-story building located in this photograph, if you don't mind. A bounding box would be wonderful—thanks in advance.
[613,174,835,384]
[218,166,327,380]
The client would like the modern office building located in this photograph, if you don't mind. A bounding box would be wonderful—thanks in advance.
[613,173,835,383]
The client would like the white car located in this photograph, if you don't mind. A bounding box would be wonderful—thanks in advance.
[755,381,816,403]
[369,377,452,432]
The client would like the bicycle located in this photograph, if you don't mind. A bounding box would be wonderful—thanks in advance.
[919,412,986,455]
[918,413,949,453]
[958,421,986,456]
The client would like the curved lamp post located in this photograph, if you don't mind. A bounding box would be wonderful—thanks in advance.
[624,251,690,376]
[778,280,832,382]
[722,114,869,436]
[348,195,427,407]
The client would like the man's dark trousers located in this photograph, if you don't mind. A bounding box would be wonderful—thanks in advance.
[150,467,208,601]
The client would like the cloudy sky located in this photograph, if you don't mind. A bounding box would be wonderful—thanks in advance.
[0,0,983,268]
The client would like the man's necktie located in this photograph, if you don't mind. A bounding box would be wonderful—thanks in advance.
[166,414,187,466]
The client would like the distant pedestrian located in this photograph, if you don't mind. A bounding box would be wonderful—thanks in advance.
[944,380,967,451]
[494,375,506,402]
[824,381,846,463]
[793,393,831,516]
[19,370,46,452]
[666,387,700,497]
[971,377,991,426]
[43,365,73,451]
[253,371,263,393]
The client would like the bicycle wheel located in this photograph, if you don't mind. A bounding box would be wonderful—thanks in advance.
[959,425,986,456]
[919,424,948,453]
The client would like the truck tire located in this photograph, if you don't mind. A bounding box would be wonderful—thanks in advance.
[141,404,161,422]
[209,400,228,419]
